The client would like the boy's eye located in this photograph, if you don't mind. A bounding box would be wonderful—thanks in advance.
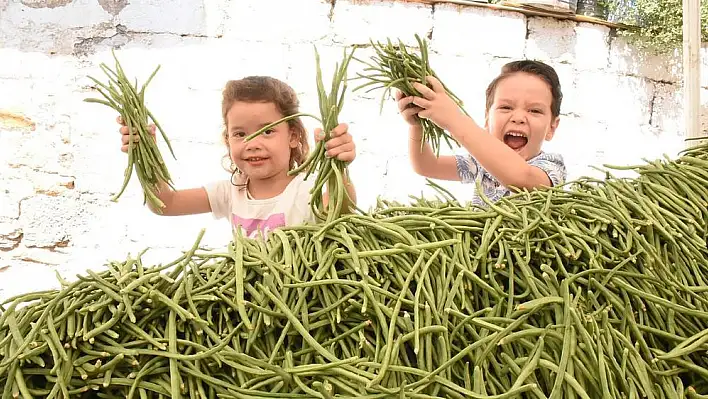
[530,109,543,114]
[499,105,512,110]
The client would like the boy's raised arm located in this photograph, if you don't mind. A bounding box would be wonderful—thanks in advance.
[407,125,460,181]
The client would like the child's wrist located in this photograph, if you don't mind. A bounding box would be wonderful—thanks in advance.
[408,125,423,141]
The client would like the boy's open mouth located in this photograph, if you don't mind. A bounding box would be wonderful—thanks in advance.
[503,131,528,151]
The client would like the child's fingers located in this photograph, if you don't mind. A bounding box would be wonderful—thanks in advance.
[397,96,414,112]
[425,76,445,93]
[411,96,432,109]
[120,125,156,137]
[412,82,436,100]
[418,109,433,120]
[330,123,349,137]
[324,133,351,150]
[327,142,355,161]
[401,107,423,118]
[121,133,141,145]
[116,115,124,125]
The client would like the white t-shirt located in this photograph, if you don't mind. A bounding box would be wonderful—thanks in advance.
[204,173,315,238]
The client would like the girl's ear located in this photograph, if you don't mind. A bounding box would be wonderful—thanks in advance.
[289,127,300,149]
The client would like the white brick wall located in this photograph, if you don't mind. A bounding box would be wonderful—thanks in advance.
[1,0,706,300]
[432,4,526,58]
[332,0,433,46]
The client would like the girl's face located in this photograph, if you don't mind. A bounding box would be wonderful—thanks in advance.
[486,72,559,161]
[225,101,299,182]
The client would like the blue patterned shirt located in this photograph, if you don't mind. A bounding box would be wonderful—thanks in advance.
[455,152,566,207]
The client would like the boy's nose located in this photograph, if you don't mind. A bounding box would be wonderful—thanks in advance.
[510,111,526,123]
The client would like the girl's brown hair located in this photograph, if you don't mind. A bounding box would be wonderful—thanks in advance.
[220,76,309,174]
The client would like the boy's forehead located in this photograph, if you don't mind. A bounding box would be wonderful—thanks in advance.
[495,75,553,102]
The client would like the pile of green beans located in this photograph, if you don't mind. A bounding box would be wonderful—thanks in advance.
[353,34,468,157]
[2,139,708,398]
[247,46,357,223]
[84,50,177,213]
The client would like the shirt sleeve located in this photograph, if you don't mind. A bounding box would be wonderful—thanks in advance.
[203,180,232,220]
[455,154,481,184]
[528,153,567,187]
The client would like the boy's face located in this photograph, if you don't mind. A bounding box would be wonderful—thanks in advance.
[486,72,559,161]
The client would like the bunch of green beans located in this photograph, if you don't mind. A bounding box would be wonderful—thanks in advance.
[353,34,468,157]
[246,46,357,223]
[2,139,708,398]
[84,50,176,213]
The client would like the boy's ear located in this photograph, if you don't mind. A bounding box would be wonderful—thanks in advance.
[545,116,560,141]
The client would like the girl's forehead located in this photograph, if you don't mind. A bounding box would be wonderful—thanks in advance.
[227,102,283,125]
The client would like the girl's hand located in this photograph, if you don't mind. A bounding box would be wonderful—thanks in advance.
[314,123,356,163]
[117,116,156,153]
[401,76,464,133]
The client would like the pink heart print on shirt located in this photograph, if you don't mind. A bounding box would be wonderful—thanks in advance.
[232,213,286,238]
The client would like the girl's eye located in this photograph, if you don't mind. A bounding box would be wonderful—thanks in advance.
[263,129,275,136]
[230,131,246,139]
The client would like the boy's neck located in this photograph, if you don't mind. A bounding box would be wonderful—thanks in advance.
[246,174,296,200]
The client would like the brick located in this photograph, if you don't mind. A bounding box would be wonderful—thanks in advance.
[1,122,73,176]
[222,0,331,44]
[652,84,708,137]
[543,115,610,180]
[432,4,526,58]
[18,194,80,248]
[525,17,576,64]
[573,72,654,126]
[285,44,346,100]
[608,36,682,83]
[332,0,433,46]
[0,1,112,53]
[0,218,22,251]
[116,0,209,36]
[573,22,610,71]
[425,53,494,123]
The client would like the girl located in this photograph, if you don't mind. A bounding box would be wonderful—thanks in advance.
[397,60,567,206]
[118,76,358,238]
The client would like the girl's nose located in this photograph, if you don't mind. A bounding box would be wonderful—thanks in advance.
[244,135,263,149]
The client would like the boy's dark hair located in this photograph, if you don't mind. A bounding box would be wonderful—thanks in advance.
[485,60,563,118]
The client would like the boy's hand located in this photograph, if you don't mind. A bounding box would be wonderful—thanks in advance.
[314,123,356,163]
[396,90,423,127]
[403,76,464,132]
[118,116,156,153]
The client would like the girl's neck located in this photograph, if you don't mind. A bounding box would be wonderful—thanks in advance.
[246,173,296,200]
